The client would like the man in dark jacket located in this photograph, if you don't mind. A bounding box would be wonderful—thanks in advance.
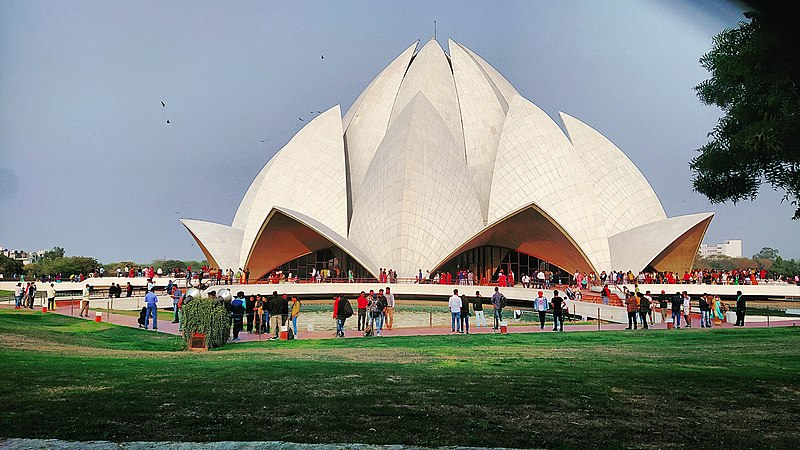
[670,292,683,329]
[335,294,353,337]
[267,292,283,339]
[245,295,256,333]
[734,290,747,326]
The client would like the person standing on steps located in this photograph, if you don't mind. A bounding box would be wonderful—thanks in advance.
[144,287,158,331]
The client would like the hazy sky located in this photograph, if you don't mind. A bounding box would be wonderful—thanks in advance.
[1,0,795,263]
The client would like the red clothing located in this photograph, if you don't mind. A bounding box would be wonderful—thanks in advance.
[498,274,507,287]
[332,297,339,319]
[357,294,368,309]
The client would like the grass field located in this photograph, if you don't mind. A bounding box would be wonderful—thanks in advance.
[1,308,799,448]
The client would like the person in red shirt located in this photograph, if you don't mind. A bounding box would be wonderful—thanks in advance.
[356,291,368,331]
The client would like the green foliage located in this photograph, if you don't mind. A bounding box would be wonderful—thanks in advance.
[39,246,65,261]
[692,8,800,219]
[0,254,24,276]
[103,261,138,272]
[753,246,779,261]
[24,256,99,277]
[181,298,230,348]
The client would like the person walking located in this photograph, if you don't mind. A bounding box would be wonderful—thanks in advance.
[46,283,56,310]
[290,296,301,338]
[335,294,353,337]
[384,287,395,330]
[491,287,506,330]
[79,284,91,317]
[143,287,158,330]
[639,292,651,330]
[473,291,486,327]
[551,290,565,332]
[734,290,747,326]
[171,286,183,324]
[459,294,470,334]
[624,292,638,330]
[533,291,548,330]
[356,291,368,331]
[449,289,461,334]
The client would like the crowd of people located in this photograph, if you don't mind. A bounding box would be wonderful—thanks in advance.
[620,288,748,330]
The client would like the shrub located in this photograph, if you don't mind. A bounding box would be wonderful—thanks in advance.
[181,298,230,349]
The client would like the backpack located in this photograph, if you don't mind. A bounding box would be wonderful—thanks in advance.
[364,323,374,337]
[500,294,507,308]
[342,300,354,318]
[377,296,387,311]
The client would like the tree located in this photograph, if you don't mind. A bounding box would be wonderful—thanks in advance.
[39,246,65,261]
[0,254,24,276]
[692,5,800,219]
[752,247,779,261]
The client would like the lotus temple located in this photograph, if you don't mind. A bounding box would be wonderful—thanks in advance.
[180,38,714,282]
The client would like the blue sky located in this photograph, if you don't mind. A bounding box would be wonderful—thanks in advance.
[1,0,795,262]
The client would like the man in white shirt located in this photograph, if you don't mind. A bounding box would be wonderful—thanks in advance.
[448,289,462,334]
[46,283,57,310]
[13,283,23,309]
[534,291,549,330]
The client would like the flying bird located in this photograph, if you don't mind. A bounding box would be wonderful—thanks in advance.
[321,55,324,59]
[298,118,304,121]
[161,101,165,107]
[316,111,321,114]
[166,120,171,124]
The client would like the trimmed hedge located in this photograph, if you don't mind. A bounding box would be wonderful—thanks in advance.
[181,298,230,349]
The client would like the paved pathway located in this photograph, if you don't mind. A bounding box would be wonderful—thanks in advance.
[36,306,800,342]
[6,304,797,342]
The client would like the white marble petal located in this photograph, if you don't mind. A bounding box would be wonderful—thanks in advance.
[232,105,348,268]
[179,219,243,272]
[489,95,611,271]
[458,43,520,112]
[349,93,483,277]
[389,39,464,155]
[560,112,667,235]
[344,41,418,211]
[608,212,714,272]
[449,39,507,225]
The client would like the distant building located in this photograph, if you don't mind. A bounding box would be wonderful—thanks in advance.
[699,240,743,258]
[0,246,47,265]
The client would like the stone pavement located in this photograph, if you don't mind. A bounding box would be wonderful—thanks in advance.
[7,303,796,342]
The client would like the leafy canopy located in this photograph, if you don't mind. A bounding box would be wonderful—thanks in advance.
[692,8,800,219]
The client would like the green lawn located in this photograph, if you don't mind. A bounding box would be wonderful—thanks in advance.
[1,308,799,449]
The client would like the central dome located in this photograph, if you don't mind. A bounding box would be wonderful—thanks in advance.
[181,39,713,280]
